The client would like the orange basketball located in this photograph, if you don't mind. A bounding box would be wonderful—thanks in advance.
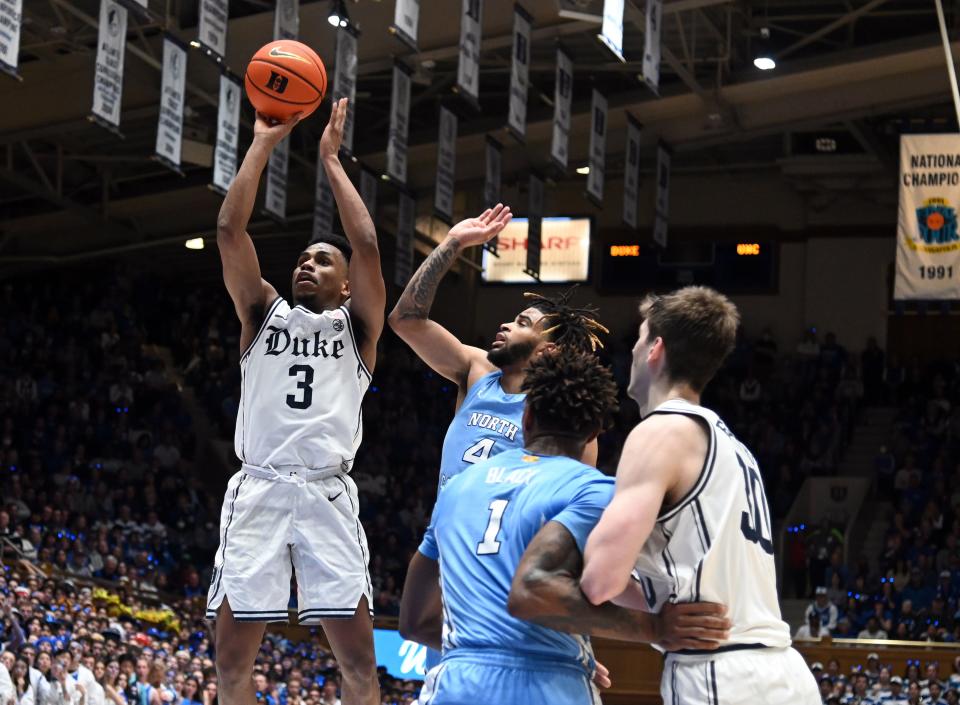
[244,40,327,121]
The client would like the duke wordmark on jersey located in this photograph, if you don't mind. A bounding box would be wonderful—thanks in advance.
[264,326,346,359]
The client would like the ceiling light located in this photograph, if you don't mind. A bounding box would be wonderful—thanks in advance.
[189,40,201,48]
[576,166,590,175]
[185,237,204,250]
[754,27,775,71]
[328,0,349,28]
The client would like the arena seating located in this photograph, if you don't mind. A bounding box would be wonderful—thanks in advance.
[2,270,958,705]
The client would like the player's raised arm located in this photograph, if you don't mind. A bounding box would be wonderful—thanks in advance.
[388,206,512,391]
[320,98,386,370]
[508,521,729,648]
[216,112,297,351]
[580,414,704,605]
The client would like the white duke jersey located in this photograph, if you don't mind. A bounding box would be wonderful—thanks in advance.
[632,399,791,651]
[234,297,372,472]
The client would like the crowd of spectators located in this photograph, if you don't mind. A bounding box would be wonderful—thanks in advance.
[3,265,959,705]
[805,653,960,704]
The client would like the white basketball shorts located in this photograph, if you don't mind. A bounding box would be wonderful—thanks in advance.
[205,470,372,624]
[661,646,820,705]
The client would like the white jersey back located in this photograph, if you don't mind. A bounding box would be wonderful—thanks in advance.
[235,297,371,472]
[633,399,790,651]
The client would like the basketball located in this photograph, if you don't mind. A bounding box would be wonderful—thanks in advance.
[244,40,327,121]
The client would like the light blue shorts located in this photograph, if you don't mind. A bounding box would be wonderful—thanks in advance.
[415,649,599,705]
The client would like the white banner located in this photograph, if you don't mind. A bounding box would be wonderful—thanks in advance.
[387,62,412,185]
[483,137,502,255]
[92,0,127,130]
[434,107,457,223]
[507,5,531,141]
[154,36,187,172]
[391,0,419,50]
[894,134,960,300]
[273,0,299,40]
[395,191,416,288]
[264,136,290,222]
[525,174,544,280]
[623,117,642,228]
[482,217,590,283]
[653,141,671,248]
[313,158,335,240]
[332,27,358,154]
[0,0,23,78]
[360,167,378,220]
[642,0,662,93]
[586,89,608,205]
[198,0,228,61]
[550,48,573,169]
[456,0,483,106]
[599,0,625,62]
[212,73,241,194]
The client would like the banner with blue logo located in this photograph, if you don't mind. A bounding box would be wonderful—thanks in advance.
[372,629,427,679]
[894,134,960,300]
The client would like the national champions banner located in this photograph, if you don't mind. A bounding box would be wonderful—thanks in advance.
[894,134,960,300]
[154,35,187,173]
[91,0,127,131]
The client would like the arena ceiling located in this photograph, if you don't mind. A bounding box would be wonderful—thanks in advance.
[1,0,959,271]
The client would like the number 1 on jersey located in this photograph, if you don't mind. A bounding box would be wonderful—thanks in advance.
[462,438,495,465]
[477,499,509,555]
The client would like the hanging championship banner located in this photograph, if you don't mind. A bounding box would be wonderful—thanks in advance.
[507,4,531,142]
[387,61,412,185]
[198,0,228,62]
[0,0,23,79]
[434,107,458,223]
[894,134,960,300]
[586,89,608,206]
[642,0,662,93]
[483,137,502,255]
[212,72,241,195]
[360,167,378,220]
[390,0,419,51]
[264,136,290,223]
[313,159,335,240]
[524,174,544,281]
[332,26,358,155]
[395,190,416,287]
[273,0,298,40]
[550,48,573,170]
[456,0,483,107]
[154,35,187,173]
[91,0,127,131]
[623,116,642,228]
[653,141,671,248]
[599,0,625,62]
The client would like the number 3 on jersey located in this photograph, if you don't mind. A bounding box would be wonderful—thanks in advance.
[462,438,495,465]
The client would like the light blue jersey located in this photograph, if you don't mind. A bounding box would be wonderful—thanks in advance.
[437,370,525,490]
[418,447,614,673]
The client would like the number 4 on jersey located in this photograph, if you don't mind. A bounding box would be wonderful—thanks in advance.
[462,438,495,465]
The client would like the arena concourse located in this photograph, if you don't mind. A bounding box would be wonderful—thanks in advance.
[2,2,960,704]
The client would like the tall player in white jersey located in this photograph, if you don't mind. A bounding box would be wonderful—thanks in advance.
[580,287,820,705]
[207,99,385,705]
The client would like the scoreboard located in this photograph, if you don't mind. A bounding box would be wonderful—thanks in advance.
[600,241,778,294]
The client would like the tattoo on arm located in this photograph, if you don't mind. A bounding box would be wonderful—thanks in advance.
[513,523,659,643]
[395,238,462,320]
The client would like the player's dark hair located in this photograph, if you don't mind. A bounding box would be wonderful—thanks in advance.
[307,233,352,263]
[638,286,739,392]
[522,347,618,441]
[523,287,609,353]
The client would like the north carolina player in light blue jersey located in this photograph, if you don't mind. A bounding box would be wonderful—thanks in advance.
[399,349,732,705]
[389,213,609,492]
